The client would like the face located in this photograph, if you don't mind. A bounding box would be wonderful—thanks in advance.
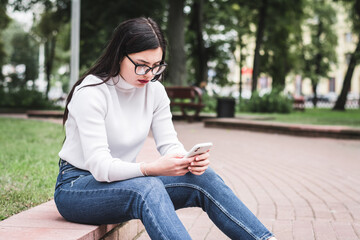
[120,47,163,88]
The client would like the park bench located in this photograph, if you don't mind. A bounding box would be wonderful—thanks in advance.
[293,96,305,111]
[165,86,205,122]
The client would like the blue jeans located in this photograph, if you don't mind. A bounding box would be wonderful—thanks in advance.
[54,159,273,240]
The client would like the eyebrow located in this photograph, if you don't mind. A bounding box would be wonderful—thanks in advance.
[136,58,162,65]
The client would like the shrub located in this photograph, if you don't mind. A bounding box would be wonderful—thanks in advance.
[201,92,218,113]
[0,88,60,110]
[245,88,293,113]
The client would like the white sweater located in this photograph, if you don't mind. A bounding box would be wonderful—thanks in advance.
[59,74,186,182]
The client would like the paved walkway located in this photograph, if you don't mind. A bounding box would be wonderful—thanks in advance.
[139,121,360,240]
[2,114,360,239]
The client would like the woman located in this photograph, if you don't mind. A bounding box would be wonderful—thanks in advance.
[54,17,276,240]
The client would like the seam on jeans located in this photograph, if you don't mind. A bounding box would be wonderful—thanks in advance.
[57,187,170,240]
[61,166,77,173]
[261,233,274,240]
[142,198,171,240]
[164,183,260,240]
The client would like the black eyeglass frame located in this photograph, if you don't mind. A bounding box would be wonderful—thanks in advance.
[125,54,167,78]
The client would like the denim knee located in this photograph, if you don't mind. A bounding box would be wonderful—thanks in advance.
[131,177,170,203]
[185,167,225,187]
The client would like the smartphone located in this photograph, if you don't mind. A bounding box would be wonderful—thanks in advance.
[183,142,213,158]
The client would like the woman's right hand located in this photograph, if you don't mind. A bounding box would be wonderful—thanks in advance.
[141,154,192,176]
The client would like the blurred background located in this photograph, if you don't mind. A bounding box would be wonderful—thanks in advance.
[1,0,360,113]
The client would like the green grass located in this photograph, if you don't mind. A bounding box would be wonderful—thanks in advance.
[0,118,64,221]
[237,108,360,128]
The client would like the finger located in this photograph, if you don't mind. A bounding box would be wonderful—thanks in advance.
[169,153,186,159]
[194,152,210,161]
[190,159,210,167]
[189,169,206,175]
[175,158,193,167]
[175,168,189,176]
[188,165,208,173]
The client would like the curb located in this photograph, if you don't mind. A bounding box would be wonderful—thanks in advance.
[204,118,360,140]
[26,110,63,118]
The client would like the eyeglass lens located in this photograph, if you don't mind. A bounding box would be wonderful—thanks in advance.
[136,65,166,75]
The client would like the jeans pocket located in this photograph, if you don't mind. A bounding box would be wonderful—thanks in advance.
[56,162,89,188]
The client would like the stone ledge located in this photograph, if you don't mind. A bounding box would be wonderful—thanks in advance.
[204,118,360,140]
[0,200,144,240]
[26,110,64,118]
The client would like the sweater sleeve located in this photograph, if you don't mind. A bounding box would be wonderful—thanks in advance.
[151,85,187,156]
[70,82,143,182]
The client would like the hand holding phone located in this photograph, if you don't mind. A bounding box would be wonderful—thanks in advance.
[183,142,213,159]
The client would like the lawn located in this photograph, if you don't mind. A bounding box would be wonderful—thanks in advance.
[237,108,360,128]
[0,118,64,221]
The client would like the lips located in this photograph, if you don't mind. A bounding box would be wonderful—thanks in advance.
[138,80,150,84]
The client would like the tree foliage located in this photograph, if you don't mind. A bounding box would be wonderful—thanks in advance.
[79,0,166,71]
[0,0,10,80]
[259,0,305,90]
[5,0,359,112]
[302,0,338,107]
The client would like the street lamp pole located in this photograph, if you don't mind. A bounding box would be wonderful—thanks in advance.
[70,0,80,89]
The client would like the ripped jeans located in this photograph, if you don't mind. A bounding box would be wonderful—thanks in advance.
[54,159,274,240]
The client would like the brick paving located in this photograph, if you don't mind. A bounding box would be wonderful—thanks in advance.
[1,114,360,239]
[139,121,360,240]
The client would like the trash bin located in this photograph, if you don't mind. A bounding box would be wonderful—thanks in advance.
[216,97,235,118]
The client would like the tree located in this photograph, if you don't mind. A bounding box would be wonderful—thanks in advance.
[167,0,186,86]
[79,0,166,71]
[260,0,305,91]
[302,0,337,107]
[0,0,10,80]
[222,1,253,101]
[188,0,207,87]
[33,11,61,97]
[9,31,38,89]
[333,0,360,110]
[10,0,70,98]
[252,0,268,92]
[186,0,238,87]
[9,0,167,75]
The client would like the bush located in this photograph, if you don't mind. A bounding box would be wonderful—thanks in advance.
[0,88,60,110]
[201,92,218,113]
[245,88,293,113]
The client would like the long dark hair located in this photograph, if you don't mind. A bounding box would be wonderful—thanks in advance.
[63,17,166,125]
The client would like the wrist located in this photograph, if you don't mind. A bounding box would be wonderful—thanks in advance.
[140,162,149,176]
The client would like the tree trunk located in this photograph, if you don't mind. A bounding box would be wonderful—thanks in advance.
[45,36,56,99]
[312,20,323,108]
[192,0,207,87]
[238,41,243,103]
[333,33,360,110]
[252,0,268,92]
[167,0,186,86]
[312,83,318,107]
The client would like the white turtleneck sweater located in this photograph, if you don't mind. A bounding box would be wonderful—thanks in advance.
[59,74,186,182]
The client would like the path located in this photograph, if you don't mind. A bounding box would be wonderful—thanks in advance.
[139,121,360,240]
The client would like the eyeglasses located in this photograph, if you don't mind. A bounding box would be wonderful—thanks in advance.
[126,54,167,76]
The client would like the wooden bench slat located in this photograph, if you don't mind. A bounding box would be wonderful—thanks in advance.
[165,86,205,122]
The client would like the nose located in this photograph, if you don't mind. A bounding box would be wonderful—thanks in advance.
[144,69,155,78]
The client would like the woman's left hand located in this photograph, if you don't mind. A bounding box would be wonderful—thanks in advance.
[187,151,210,175]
